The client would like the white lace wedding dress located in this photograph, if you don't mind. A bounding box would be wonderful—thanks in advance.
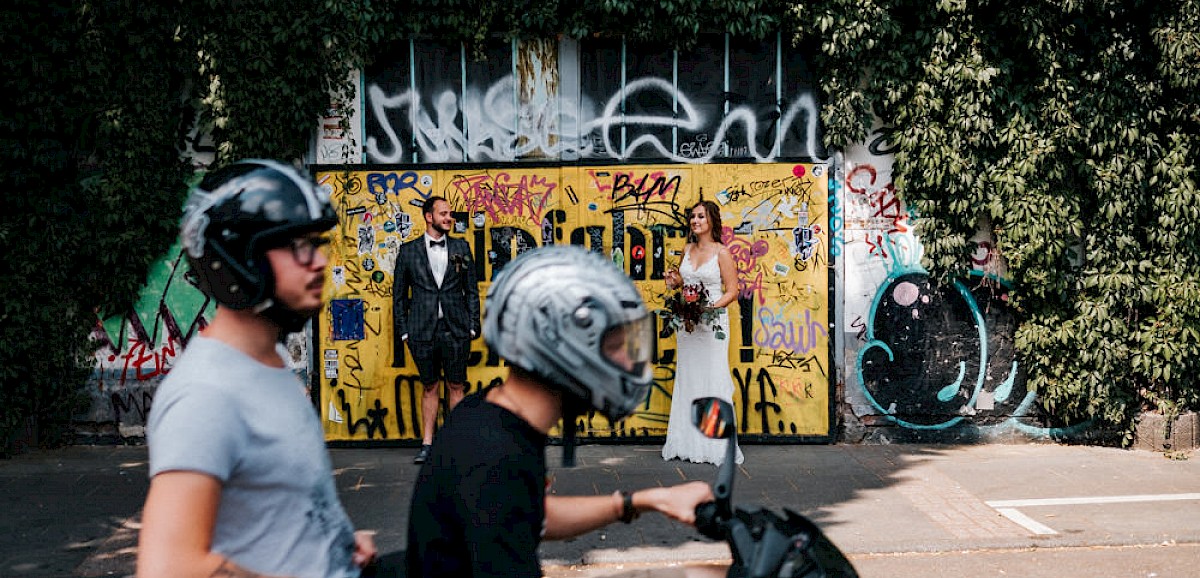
[661,248,745,466]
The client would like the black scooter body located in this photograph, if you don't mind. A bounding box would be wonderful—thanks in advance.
[690,398,858,578]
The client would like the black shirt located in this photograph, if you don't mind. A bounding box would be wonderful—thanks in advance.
[406,389,549,577]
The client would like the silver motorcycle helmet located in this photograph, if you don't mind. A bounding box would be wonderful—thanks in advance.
[180,159,337,330]
[483,245,654,423]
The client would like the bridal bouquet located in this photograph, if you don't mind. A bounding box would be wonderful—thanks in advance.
[660,283,725,339]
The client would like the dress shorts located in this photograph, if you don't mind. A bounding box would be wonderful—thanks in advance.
[406,319,470,386]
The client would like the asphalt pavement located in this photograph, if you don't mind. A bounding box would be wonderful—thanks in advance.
[2,441,1199,577]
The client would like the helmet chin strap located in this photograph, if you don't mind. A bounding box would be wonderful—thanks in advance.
[255,298,312,337]
[560,395,589,467]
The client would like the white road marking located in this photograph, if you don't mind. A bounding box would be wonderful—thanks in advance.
[986,493,1200,536]
[994,507,1058,535]
[987,493,1200,508]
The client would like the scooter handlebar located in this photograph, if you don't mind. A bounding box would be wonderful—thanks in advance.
[687,397,858,577]
[694,501,724,541]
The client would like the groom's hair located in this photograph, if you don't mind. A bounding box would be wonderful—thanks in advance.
[422,195,447,216]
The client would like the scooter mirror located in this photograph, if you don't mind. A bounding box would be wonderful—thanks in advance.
[691,397,736,439]
[690,397,737,521]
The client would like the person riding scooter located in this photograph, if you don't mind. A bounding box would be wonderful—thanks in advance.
[405,245,714,577]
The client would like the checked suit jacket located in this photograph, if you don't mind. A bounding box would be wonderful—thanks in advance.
[392,234,481,363]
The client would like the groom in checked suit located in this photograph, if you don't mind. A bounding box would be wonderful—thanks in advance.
[393,196,481,464]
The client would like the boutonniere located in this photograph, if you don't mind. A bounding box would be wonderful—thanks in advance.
[449,252,468,273]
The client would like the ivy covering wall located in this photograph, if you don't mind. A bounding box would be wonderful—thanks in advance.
[0,0,384,452]
[801,0,1200,442]
[2,0,1196,450]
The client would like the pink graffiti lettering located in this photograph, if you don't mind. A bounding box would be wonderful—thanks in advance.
[724,230,769,269]
[723,228,770,303]
[753,308,828,355]
[777,377,815,399]
[737,269,765,304]
[454,172,555,225]
[720,226,768,302]
[586,169,614,195]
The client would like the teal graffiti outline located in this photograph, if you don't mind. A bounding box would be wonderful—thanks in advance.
[854,277,986,430]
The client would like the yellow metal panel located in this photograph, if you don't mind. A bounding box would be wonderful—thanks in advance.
[315,162,829,442]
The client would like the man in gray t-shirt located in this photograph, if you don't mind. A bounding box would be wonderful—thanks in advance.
[137,160,377,578]
[147,336,359,576]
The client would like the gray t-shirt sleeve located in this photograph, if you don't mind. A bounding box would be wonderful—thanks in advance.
[147,380,242,481]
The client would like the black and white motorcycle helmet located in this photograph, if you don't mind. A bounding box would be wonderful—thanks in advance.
[484,245,654,424]
[180,159,337,328]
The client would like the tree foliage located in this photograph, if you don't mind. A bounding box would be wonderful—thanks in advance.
[798,0,1200,441]
[378,0,786,52]
[0,0,191,451]
[0,0,384,451]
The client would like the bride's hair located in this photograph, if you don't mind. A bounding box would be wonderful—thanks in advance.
[687,199,723,244]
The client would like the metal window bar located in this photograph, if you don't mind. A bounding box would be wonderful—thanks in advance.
[409,39,418,163]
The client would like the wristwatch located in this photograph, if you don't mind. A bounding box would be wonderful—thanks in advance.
[618,490,639,523]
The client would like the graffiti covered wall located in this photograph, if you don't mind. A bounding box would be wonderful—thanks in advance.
[86,245,212,437]
[315,163,832,442]
[317,36,824,166]
[75,33,1079,444]
[84,243,309,439]
[75,133,1078,443]
[838,127,1071,442]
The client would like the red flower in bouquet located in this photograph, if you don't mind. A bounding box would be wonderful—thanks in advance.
[661,283,724,338]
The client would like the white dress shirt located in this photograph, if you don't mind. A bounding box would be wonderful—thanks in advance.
[427,234,448,320]
[427,234,448,287]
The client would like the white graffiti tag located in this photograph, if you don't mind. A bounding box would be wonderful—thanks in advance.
[364,75,824,165]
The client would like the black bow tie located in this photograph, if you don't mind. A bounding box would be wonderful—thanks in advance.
[429,239,445,248]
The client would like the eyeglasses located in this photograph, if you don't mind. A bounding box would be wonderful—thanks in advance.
[288,236,331,266]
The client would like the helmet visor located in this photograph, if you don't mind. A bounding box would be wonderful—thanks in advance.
[600,315,654,382]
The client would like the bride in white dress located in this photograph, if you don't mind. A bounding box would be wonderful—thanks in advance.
[662,200,745,466]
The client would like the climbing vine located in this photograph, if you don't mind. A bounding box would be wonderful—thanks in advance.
[0,0,386,451]
[798,0,1200,442]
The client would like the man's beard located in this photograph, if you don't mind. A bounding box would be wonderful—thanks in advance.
[430,220,451,236]
[261,301,318,335]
